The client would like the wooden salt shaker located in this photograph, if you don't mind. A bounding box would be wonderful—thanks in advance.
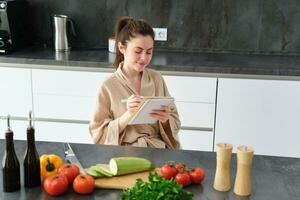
[234,145,254,196]
[213,143,233,191]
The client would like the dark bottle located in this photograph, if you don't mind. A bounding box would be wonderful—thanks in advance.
[2,115,20,192]
[24,111,41,188]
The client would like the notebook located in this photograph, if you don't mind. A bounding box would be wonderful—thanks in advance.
[128,97,175,125]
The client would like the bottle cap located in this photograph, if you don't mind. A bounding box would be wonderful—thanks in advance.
[7,114,11,132]
[28,111,32,126]
[5,114,13,137]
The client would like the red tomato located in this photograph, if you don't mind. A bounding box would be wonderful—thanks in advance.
[175,172,191,187]
[175,163,185,172]
[58,163,80,184]
[73,174,95,194]
[43,174,68,196]
[160,164,178,179]
[189,167,205,184]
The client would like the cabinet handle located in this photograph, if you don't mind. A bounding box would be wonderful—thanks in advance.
[0,116,89,124]
[1,116,213,132]
[181,126,213,132]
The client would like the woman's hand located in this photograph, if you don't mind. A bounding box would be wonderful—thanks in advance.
[126,95,143,115]
[150,105,170,124]
[118,95,143,133]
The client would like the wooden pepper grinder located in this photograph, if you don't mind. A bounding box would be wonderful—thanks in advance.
[213,143,233,191]
[234,145,254,196]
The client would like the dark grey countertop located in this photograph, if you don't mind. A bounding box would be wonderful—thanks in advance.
[1,47,300,77]
[1,140,300,200]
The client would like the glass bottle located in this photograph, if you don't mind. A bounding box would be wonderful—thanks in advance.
[2,115,20,192]
[24,111,41,188]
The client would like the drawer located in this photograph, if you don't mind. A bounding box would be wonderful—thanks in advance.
[0,67,32,117]
[178,130,213,151]
[177,102,215,128]
[164,76,217,103]
[34,121,92,144]
[33,94,94,120]
[32,69,111,96]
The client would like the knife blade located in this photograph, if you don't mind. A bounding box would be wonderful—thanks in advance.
[63,143,86,174]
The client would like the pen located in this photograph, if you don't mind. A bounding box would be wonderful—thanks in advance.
[121,96,144,104]
[121,99,128,104]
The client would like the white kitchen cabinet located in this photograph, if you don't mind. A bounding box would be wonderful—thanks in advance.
[163,76,217,103]
[215,78,300,158]
[0,119,28,141]
[0,67,32,117]
[164,75,217,151]
[176,102,215,128]
[32,69,111,96]
[0,118,3,139]
[33,94,94,120]
[178,130,213,151]
[34,121,92,144]
[32,69,111,120]
[164,76,217,128]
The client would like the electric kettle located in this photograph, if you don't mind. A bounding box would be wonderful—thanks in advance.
[52,14,76,51]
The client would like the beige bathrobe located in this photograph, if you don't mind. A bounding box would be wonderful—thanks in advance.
[89,64,181,149]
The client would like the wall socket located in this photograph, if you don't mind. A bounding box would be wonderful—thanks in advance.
[153,28,167,41]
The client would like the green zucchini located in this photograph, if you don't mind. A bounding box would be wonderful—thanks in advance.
[109,157,155,176]
[94,164,114,177]
[85,167,104,178]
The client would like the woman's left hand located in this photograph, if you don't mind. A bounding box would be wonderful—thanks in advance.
[150,105,170,124]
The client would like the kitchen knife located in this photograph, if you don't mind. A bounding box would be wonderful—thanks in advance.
[63,143,86,174]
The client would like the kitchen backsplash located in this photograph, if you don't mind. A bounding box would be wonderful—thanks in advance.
[27,0,300,54]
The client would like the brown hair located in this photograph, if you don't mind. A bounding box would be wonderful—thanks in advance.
[113,16,155,68]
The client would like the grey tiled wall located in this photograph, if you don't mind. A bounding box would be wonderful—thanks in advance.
[28,0,300,54]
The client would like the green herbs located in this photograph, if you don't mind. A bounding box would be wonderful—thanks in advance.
[119,172,193,200]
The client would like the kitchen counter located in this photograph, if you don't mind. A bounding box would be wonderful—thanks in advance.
[1,47,300,79]
[0,140,299,200]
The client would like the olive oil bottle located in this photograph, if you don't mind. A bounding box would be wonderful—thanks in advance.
[2,115,20,192]
[24,111,41,188]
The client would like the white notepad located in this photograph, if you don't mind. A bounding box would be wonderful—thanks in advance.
[128,97,175,125]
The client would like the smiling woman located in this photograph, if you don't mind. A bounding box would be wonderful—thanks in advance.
[89,16,181,149]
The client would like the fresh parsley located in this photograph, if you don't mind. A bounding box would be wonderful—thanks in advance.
[119,172,193,200]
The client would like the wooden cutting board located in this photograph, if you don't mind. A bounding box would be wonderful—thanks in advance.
[91,164,159,190]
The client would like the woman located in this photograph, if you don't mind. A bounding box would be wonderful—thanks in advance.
[89,16,181,149]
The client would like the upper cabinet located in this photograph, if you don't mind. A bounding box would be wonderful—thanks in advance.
[215,78,300,158]
[0,67,32,117]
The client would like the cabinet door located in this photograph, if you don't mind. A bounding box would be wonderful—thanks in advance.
[215,78,300,158]
[163,76,217,102]
[32,69,111,120]
[164,75,217,129]
[164,75,217,151]
[32,69,110,97]
[0,67,32,117]
[177,102,215,128]
[33,94,94,120]
[179,130,213,151]
[0,119,28,140]
[34,121,92,144]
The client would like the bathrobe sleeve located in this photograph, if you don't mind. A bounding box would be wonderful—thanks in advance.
[89,83,122,145]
